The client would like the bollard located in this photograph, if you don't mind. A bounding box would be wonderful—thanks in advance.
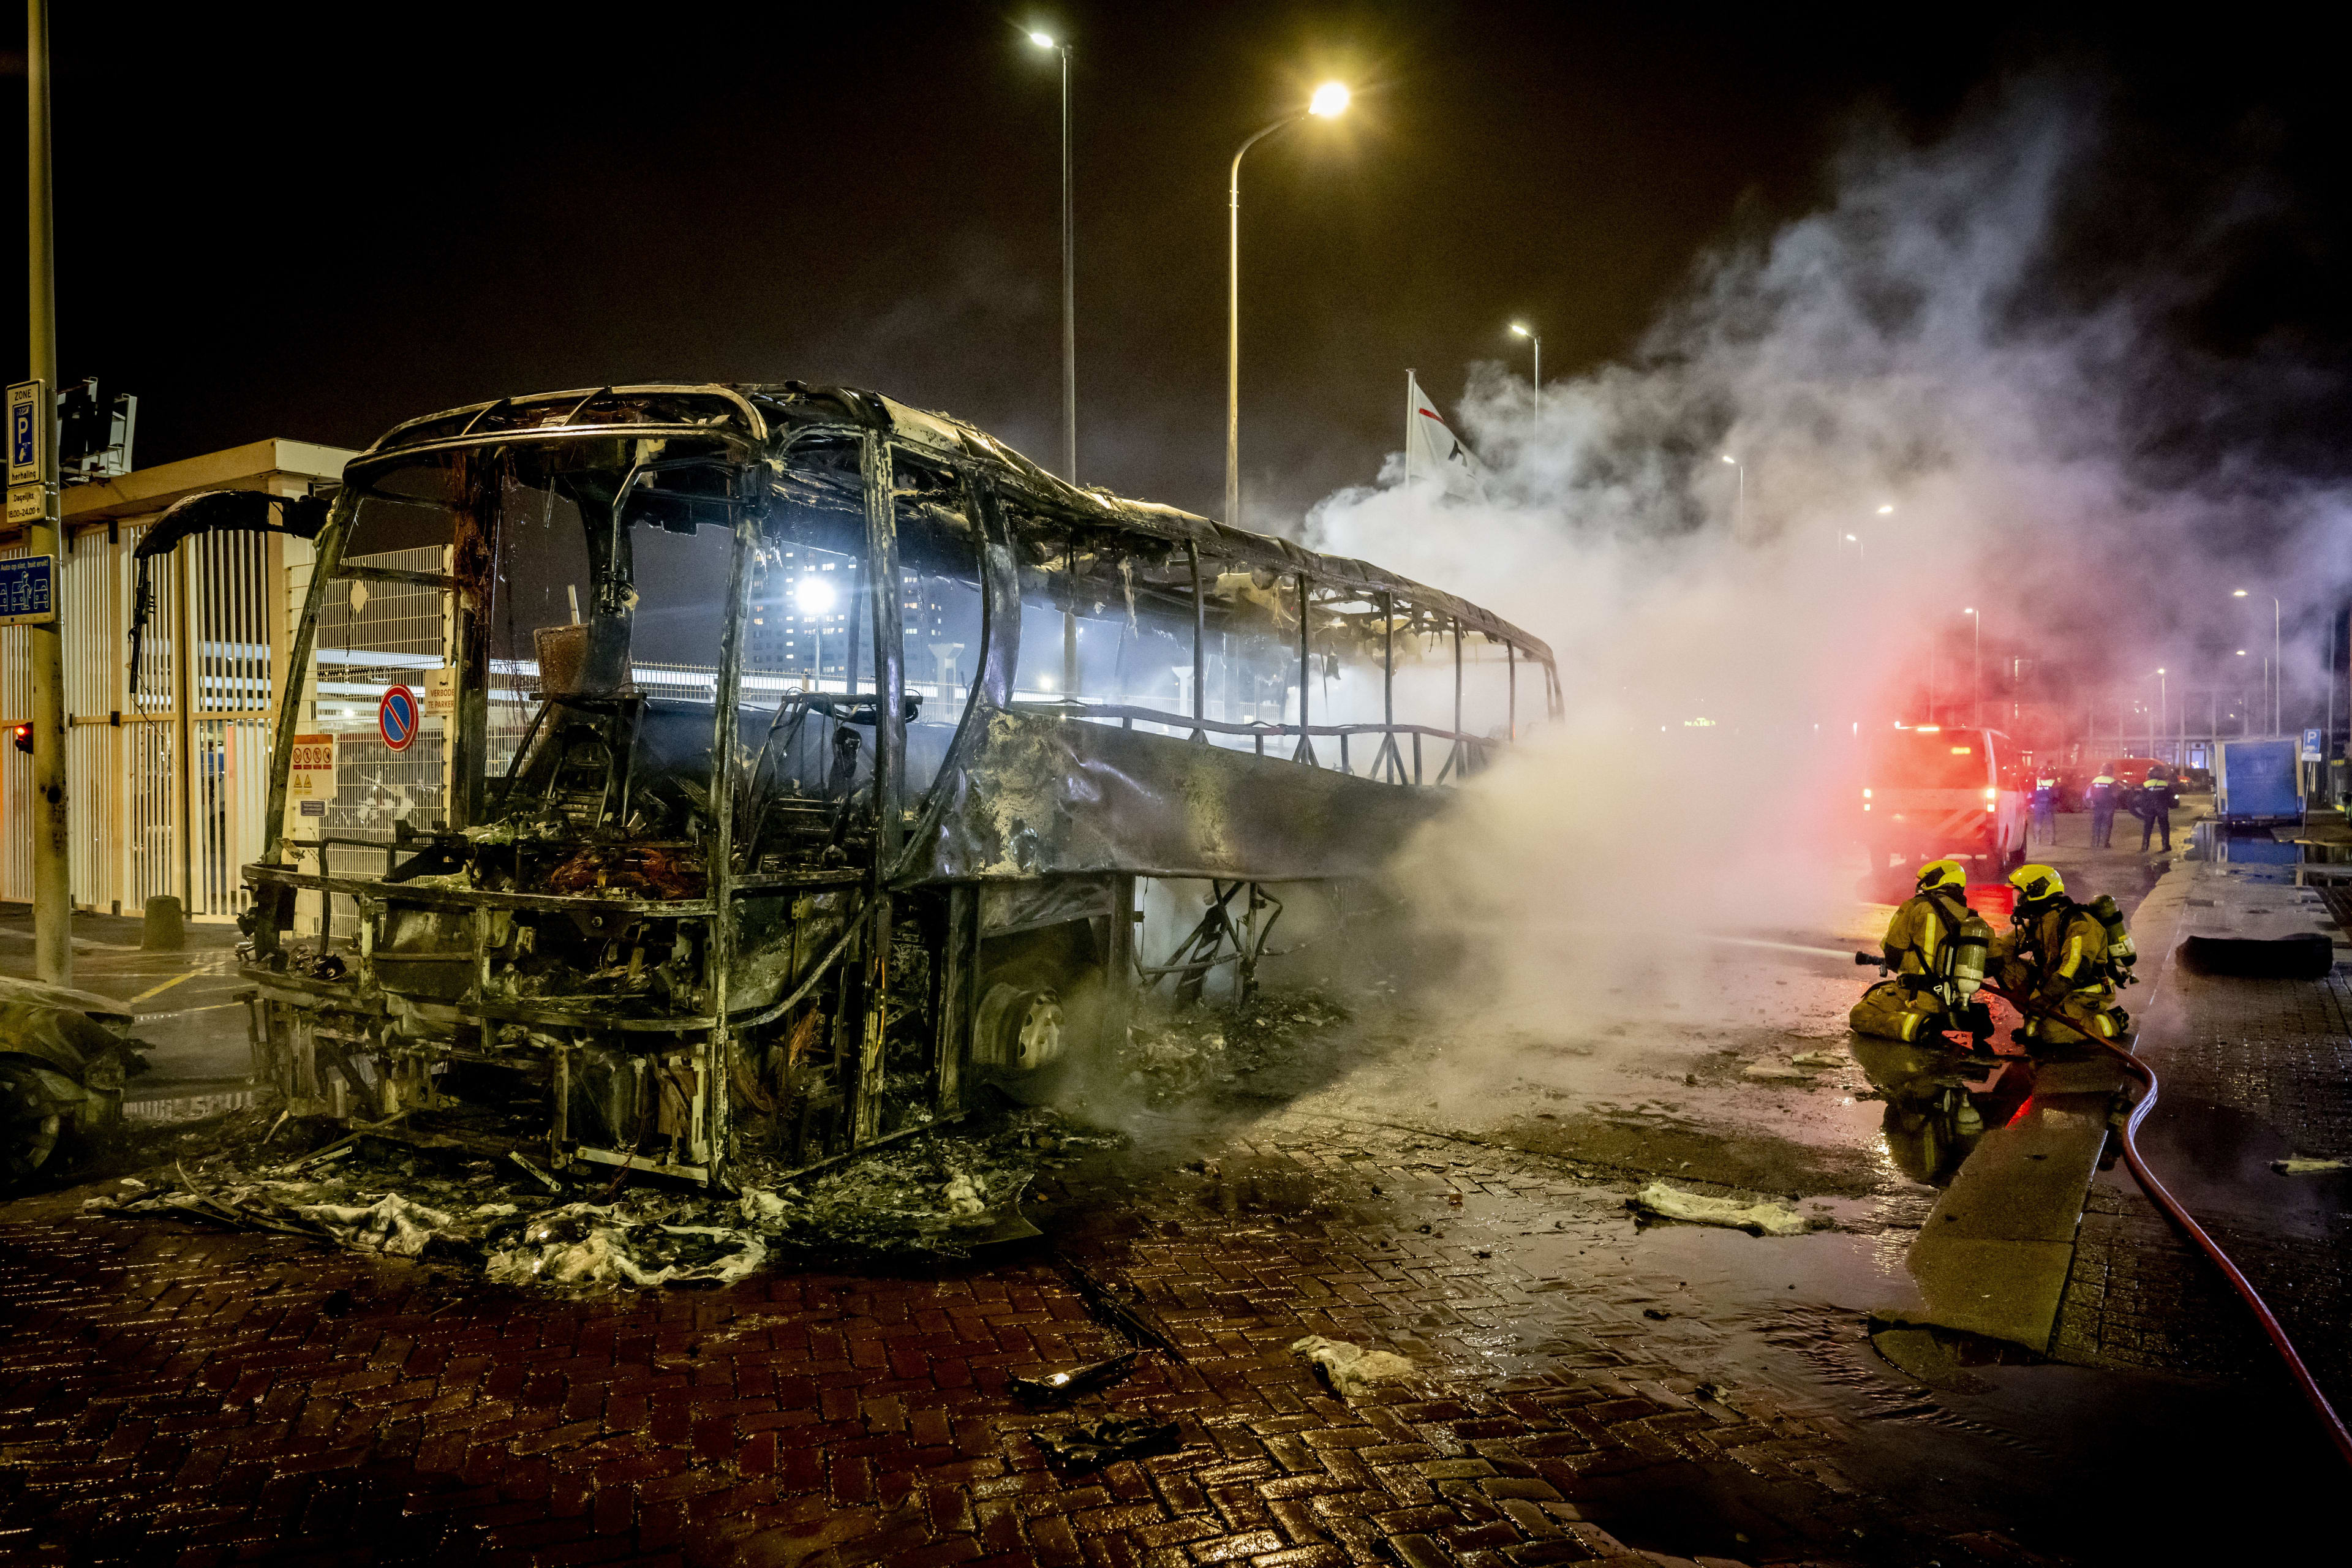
[141,894,186,951]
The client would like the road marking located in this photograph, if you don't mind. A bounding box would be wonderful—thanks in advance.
[126,959,238,1005]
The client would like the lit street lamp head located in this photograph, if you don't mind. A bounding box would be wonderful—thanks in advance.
[2233,589,2249,597]
[1512,323,1533,339]
[1028,31,1056,48]
[1309,81,1351,118]
[1876,503,1894,514]
[1720,453,1736,464]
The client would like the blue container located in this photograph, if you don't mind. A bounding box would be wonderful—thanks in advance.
[2216,738,2301,822]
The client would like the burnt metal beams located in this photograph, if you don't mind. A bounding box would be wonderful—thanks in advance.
[1188,543,1206,737]
[450,456,496,829]
[258,488,357,944]
[700,461,760,1189]
[853,432,903,1147]
[1293,572,1316,766]
[347,382,1550,669]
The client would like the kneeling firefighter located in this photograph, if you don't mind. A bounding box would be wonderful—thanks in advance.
[1850,859,1995,1044]
[1992,864,2136,1048]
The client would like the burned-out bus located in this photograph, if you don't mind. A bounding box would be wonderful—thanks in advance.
[152,384,1556,1185]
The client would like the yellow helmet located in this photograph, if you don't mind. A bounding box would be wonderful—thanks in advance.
[2008,864,2065,905]
[1915,858,1968,894]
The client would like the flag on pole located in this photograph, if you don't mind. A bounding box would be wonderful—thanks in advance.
[1404,371,1489,503]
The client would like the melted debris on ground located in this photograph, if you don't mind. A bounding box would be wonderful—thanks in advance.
[82,1104,1123,1293]
[1118,991,1349,1102]
[1029,1414,1182,1471]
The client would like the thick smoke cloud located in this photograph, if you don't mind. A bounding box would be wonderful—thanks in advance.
[1302,76,2350,1036]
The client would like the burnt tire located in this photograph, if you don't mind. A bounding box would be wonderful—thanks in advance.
[974,981,1067,1072]
[0,1059,66,1191]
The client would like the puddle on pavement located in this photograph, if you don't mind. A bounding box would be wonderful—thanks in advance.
[1492,1205,2333,1562]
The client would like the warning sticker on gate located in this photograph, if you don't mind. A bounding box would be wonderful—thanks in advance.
[379,685,419,752]
[287,733,336,794]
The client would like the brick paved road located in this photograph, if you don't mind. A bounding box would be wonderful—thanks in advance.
[1,1109,2082,1568]
[6,859,2342,1568]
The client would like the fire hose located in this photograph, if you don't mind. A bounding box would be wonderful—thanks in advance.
[1976,976,2352,1469]
[1573,932,2345,1459]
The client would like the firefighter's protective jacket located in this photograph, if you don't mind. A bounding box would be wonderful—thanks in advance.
[1882,890,1970,980]
[1851,889,1970,1044]
[1992,901,2122,1042]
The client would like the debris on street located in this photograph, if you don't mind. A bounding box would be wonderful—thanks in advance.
[1008,1351,1140,1405]
[1741,1058,1815,1082]
[83,1102,1121,1289]
[1119,993,1348,1102]
[1630,1180,1808,1236]
[1291,1333,1417,1397]
[1030,1414,1183,1471]
[2270,1156,2349,1175]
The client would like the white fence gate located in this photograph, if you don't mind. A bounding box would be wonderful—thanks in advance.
[1,510,305,922]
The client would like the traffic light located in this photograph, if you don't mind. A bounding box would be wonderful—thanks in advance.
[11,724,30,754]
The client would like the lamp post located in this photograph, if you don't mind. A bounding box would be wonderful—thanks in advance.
[1719,453,1743,530]
[2154,668,2167,764]
[26,0,69,984]
[2233,589,2281,734]
[1511,323,1541,421]
[1028,32,1077,483]
[1226,81,1349,529]
[1964,607,1980,728]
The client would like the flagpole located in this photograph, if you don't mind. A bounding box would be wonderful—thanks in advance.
[1404,370,1415,489]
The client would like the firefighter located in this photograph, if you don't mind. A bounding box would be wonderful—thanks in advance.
[1850,859,1988,1043]
[2086,772,2119,849]
[1991,864,2129,1050]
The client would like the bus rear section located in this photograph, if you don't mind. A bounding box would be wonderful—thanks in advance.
[1861,726,2026,876]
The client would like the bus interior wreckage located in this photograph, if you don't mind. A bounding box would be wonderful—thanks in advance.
[143,383,1559,1190]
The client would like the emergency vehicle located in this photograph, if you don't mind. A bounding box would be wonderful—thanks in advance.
[1861,725,2029,874]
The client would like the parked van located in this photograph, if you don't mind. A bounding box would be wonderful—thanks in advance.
[1861,725,2029,875]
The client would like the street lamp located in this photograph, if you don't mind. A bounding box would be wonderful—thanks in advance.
[1511,323,1541,420]
[1719,453,1743,530]
[2233,590,2281,733]
[1964,607,1980,727]
[1844,532,1862,563]
[2154,668,2167,763]
[1028,31,1077,483]
[1225,81,1351,529]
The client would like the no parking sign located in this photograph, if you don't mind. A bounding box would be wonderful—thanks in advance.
[379,684,420,751]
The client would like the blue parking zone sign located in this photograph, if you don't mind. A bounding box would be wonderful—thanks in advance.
[7,380,40,483]
[0,555,56,626]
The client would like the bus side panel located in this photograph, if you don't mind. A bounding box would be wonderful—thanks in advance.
[903,707,1447,886]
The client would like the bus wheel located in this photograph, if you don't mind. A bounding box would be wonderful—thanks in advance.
[975,982,1066,1071]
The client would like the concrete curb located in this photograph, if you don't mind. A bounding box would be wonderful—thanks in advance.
[1894,859,2192,1351]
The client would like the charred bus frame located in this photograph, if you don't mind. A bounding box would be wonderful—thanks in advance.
[192,384,1556,1185]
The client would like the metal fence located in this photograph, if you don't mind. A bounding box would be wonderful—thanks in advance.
[0,521,291,921]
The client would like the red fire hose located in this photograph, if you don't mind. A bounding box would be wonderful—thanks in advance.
[1986,981,2352,1469]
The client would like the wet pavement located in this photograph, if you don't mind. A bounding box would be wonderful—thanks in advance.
[0,907,253,1120]
[2,813,2347,1565]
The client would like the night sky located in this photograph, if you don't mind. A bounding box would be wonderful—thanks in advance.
[7,4,2350,533]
